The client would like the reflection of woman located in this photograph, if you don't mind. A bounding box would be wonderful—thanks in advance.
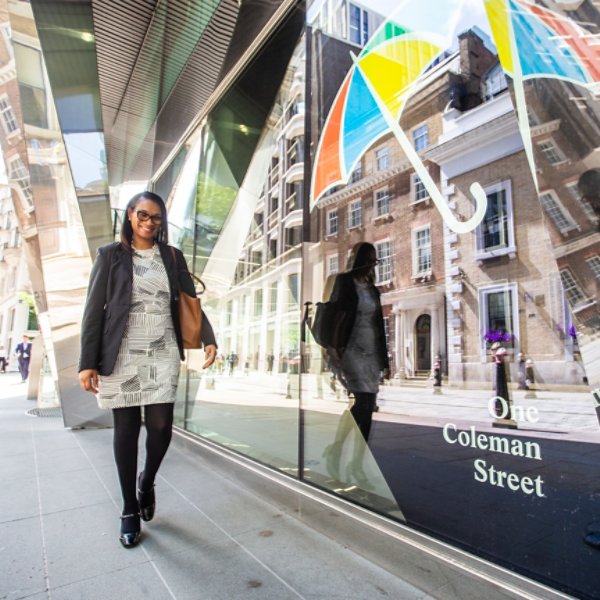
[79,191,217,548]
[324,242,389,483]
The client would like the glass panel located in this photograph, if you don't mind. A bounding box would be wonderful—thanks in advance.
[304,1,600,597]
[175,9,306,473]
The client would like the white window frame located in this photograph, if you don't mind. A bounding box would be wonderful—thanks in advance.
[375,239,392,284]
[586,255,600,280]
[537,138,567,166]
[539,189,578,235]
[326,208,338,236]
[7,155,34,212]
[410,172,430,204]
[412,225,432,276]
[483,63,508,100]
[560,268,587,309]
[0,95,19,135]
[412,123,429,152]
[373,187,390,218]
[475,180,516,260]
[348,3,369,46]
[478,283,519,358]
[347,199,362,229]
[350,162,362,183]
[326,254,339,276]
[375,146,389,171]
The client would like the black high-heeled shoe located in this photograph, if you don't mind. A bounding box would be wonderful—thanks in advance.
[137,473,156,522]
[119,512,141,548]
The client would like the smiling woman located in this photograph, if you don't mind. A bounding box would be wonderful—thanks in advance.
[78,190,218,548]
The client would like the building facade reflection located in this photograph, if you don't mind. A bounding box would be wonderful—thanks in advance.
[2,1,600,597]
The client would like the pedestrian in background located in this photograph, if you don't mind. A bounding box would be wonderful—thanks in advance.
[14,334,31,382]
[323,242,389,486]
[0,344,6,373]
[79,191,217,548]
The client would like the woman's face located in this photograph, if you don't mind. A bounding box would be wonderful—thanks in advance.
[128,199,162,245]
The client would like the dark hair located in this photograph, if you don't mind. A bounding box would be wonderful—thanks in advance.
[577,169,600,217]
[120,191,169,248]
[347,242,377,281]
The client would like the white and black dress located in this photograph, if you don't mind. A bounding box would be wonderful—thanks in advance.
[97,244,180,409]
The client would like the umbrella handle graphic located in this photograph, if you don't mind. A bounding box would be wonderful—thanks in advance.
[352,54,488,234]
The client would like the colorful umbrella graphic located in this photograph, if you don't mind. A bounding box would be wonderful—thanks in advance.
[310,17,488,234]
[485,0,600,184]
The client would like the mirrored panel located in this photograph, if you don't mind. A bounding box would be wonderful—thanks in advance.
[302,1,600,597]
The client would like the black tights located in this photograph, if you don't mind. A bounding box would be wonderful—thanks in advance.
[112,403,174,514]
[350,392,377,441]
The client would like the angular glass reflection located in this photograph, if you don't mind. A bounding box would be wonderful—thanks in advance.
[3,0,109,427]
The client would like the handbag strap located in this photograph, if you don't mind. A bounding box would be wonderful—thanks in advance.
[170,247,206,295]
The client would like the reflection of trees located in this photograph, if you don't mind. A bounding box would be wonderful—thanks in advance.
[195,172,236,221]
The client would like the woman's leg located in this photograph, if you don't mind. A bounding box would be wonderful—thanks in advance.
[140,402,174,489]
[350,392,376,441]
[112,406,142,514]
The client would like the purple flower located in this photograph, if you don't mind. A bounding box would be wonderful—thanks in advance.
[568,324,577,339]
[484,328,512,343]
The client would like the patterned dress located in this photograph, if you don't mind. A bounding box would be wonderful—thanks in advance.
[97,244,180,409]
[340,280,384,394]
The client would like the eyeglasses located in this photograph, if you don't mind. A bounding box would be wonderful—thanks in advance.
[136,210,163,225]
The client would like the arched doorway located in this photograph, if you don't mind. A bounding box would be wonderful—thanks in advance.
[415,314,431,374]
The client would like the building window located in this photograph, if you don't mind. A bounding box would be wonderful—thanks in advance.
[348,200,362,229]
[412,124,429,151]
[375,146,389,171]
[560,268,586,307]
[254,289,263,317]
[537,139,565,165]
[375,240,392,284]
[269,282,278,313]
[479,284,518,350]
[286,136,304,168]
[226,300,233,325]
[288,273,299,308]
[0,96,18,134]
[411,173,429,203]
[483,63,508,100]
[539,191,577,234]
[326,209,338,235]
[476,181,515,257]
[413,226,432,275]
[586,256,600,280]
[349,3,369,45]
[565,182,598,224]
[350,162,362,183]
[8,156,34,211]
[374,189,390,217]
[327,254,339,276]
[13,43,48,129]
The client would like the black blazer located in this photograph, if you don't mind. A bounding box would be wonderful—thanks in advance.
[329,271,389,369]
[79,242,217,376]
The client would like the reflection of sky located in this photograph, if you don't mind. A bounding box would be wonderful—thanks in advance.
[168,138,201,230]
[63,132,106,191]
[308,0,492,50]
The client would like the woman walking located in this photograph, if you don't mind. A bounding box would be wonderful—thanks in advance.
[324,242,389,484]
[79,191,217,548]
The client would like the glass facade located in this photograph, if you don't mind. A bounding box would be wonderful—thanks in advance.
[4,1,600,598]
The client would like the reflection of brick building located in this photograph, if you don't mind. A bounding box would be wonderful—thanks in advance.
[314,29,587,387]
[525,78,600,335]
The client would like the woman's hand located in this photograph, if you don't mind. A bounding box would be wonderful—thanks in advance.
[79,369,99,393]
[202,344,217,369]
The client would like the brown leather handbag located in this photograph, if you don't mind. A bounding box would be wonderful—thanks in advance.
[171,248,205,349]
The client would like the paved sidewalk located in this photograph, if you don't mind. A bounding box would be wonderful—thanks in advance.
[0,371,438,600]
